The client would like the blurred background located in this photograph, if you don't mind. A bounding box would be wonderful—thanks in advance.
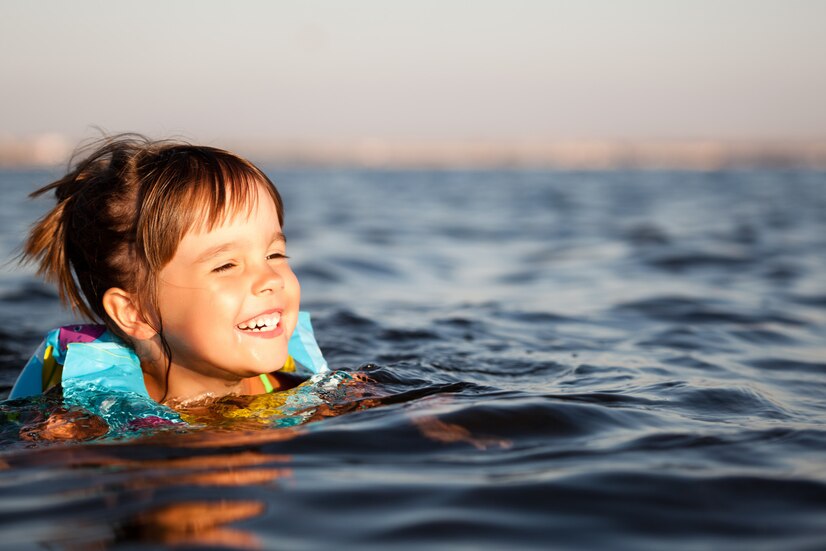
[1,0,825,168]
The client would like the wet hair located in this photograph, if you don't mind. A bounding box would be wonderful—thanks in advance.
[23,134,284,395]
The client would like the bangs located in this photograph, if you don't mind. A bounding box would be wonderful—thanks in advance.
[136,145,284,271]
[182,159,273,234]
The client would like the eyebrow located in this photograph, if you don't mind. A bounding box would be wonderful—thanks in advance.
[195,232,286,264]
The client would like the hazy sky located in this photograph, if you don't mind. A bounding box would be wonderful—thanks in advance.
[1,0,825,144]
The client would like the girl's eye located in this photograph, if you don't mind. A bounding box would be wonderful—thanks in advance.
[212,263,236,273]
[267,253,289,261]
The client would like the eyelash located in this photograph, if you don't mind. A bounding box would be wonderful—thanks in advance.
[211,254,289,273]
[212,263,235,273]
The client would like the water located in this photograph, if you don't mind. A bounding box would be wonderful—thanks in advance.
[0,167,824,549]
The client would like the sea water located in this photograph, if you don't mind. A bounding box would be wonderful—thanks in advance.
[0,168,824,549]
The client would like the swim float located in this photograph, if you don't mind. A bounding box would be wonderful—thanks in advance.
[8,312,331,433]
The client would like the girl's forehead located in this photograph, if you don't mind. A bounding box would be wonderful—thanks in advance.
[186,182,280,236]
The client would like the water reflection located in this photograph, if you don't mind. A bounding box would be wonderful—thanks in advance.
[120,499,266,548]
[2,431,299,550]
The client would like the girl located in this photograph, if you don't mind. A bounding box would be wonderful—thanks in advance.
[10,135,328,417]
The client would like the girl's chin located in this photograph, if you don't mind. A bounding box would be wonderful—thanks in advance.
[243,352,290,374]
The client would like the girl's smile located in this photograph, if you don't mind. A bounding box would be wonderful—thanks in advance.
[235,308,284,337]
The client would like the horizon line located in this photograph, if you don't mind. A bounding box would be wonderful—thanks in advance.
[1,136,825,170]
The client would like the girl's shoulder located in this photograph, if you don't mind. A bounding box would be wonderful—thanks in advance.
[9,324,125,399]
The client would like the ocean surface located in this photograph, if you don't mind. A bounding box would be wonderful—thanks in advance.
[0,167,824,550]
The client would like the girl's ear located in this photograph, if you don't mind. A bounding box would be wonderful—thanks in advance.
[102,288,157,340]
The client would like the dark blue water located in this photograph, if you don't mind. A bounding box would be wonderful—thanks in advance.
[0,168,824,550]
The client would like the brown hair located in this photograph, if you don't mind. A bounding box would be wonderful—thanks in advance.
[23,134,284,339]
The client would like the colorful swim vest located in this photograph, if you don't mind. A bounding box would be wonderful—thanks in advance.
[9,311,329,401]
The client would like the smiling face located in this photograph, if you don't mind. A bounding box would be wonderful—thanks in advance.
[153,184,300,389]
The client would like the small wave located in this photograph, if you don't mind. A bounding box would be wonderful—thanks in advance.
[636,326,735,353]
[661,385,793,421]
[644,250,754,272]
[415,393,649,440]
[330,256,401,278]
[615,296,803,326]
[319,309,379,330]
[662,355,727,372]
[621,427,826,457]
[790,293,826,309]
[492,309,573,324]
[380,327,441,342]
[556,471,826,538]
[294,262,342,283]
[497,270,541,284]
[548,390,658,410]
[623,223,671,246]
[762,262,803,283]
[729,327,798,345]
[747,358,826,375]
[428,358,565,378]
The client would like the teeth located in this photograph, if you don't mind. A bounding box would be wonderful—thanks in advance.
[237,313,281,331]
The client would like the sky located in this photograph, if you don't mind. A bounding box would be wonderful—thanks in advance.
[1,0,825,147]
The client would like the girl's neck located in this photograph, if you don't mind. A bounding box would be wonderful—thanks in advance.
[142,364,246,405]
[134,336,246,404]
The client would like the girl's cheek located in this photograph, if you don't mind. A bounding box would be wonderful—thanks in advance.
[208,277,241,295]
[285,267,300,295]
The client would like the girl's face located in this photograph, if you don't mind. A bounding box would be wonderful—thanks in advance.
[154,185,300,386]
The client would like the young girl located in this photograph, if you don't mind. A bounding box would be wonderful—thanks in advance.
[9,135,329,427]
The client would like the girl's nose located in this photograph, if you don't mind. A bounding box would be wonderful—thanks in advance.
[252,263,284,295]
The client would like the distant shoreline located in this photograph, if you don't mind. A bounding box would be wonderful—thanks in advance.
[2,136,825,170]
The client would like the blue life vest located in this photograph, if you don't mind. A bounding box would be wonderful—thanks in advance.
[8,312,330,432]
